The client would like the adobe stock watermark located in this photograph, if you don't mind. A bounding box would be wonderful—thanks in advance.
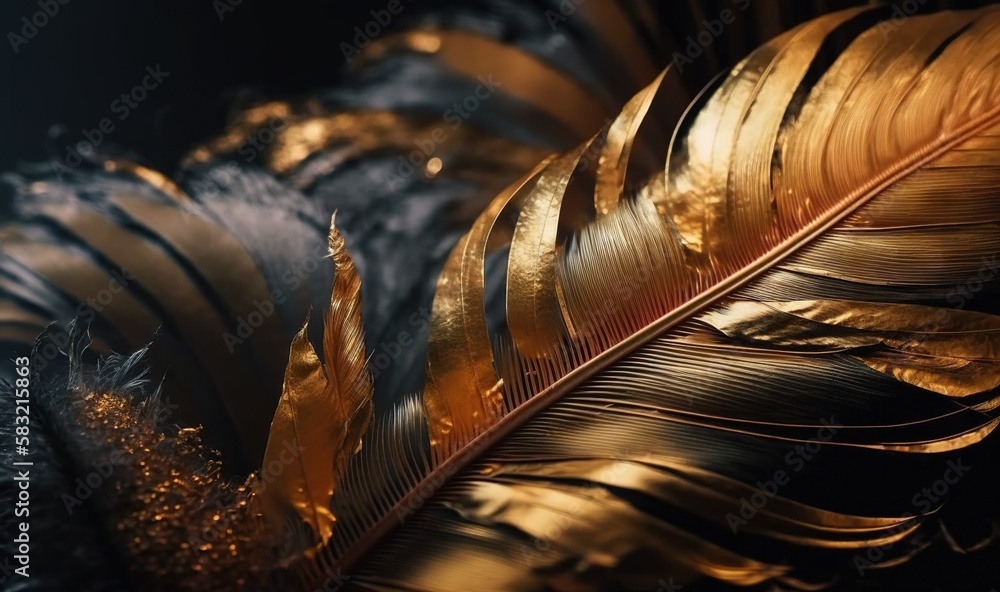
[945,254,997,310]
[877,0,932,39]
[340,0,413,64]
[853,458,971,576]
[189,438,305,553]
[61,398,181,515]
[29,267,136,372]
[383,75,504,189]
[212,0,244,21]
[50,65,171,180]
[222,240,327,353]
[727,417,841,534]
[890,253,999,355]
[236,115,289,163]
[671,0,752,73]
[186,115,290,202]
[7,0,71,54]
[310,567,351,592]
[370,306,430,381]
[544,0,587,30]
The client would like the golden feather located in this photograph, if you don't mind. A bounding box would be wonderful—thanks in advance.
[291,6,1000,590]
[256,214,372,547]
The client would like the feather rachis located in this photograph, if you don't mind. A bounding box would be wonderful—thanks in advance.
[326,7,1000,589]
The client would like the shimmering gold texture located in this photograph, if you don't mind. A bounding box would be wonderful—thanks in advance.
[256,216,373,546]
[77,391,273,591]
[594,69,667,217]
[505,144,590,357]
[356,29,613,139]
[376,7,1000,589]
[184,106,550,196]
[702,300,1000,398]
[103,159,192,203]
[423,161,551,463]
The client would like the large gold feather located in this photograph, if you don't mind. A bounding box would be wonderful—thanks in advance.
[276,6,1000,590]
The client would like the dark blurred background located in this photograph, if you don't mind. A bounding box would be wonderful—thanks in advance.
[4,0,991,178]
[0,0,382,175]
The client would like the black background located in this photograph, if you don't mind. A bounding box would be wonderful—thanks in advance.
[0,0,382,174]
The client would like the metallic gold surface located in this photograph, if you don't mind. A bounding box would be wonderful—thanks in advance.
[450,480,788,586]
[424,160,551,463]
[185,106,551,197]
[257,216,372,546]
[577,1,661,90]
[358,29,612,139]
[104,159,192,203]
[701,300,1000,396]
[373,8,1000,588]
[484,458,921,548]
[594,70,666,216]
[506,143,590,357]
[323,216,374,497]
[184,101,295,166]
[77,391,274,591]
[258,320,337,542]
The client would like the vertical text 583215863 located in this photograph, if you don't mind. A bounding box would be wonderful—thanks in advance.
[9,356,32,579]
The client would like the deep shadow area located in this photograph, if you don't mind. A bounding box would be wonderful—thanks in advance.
[0,0,381,174]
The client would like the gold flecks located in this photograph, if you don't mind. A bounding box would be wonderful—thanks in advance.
[103,159,192,204]
[426,157,443,177]
[74,391,278,591]
[182,101,294,166]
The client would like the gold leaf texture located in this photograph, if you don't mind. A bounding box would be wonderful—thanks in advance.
[323,7,1000,591]
[256,215,373,548]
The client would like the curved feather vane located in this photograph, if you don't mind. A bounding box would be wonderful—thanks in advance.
[423,159,554,463]
[256,214,373,547]
[312,6,1000,590]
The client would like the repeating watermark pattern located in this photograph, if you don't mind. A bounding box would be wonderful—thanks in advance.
[890,254,999,355]
[50,65,171,180]
[671,0,753,73]
[340,0,414,63]
[945,254,997,310]
[74,267,137,328]
[188,437,305,553]
[7,0,72,54]
[727,417,842,534]
[61,398,180,515]
[383,75,504,189]
[187,161,241,202]
[852,458,971,576]
[238,116,290,164]
[26,267,136,372]
[185,114,290,207]
[222,240,326,353]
